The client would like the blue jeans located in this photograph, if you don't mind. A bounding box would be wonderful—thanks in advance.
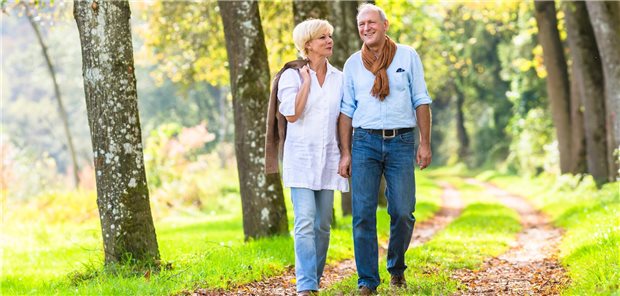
[291,188,334,292]
[351,128,417,290]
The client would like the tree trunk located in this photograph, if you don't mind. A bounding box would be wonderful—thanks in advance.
[327,0,361,70]
[568,62,587,174]
[534,1,573,174]
[25,4,80,189]
[293,0,329,25]
[454,82,470,160]
[218,0,289,240]
[74,0,159,265]
[563,1,608,184]
[586,2,620,181]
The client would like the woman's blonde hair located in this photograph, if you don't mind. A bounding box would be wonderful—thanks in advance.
[293,19,334,59]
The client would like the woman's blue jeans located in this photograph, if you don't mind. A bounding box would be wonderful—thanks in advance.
[351,128,417,290]
[291,188,334,292]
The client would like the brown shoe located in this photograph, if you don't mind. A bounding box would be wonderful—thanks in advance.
[358,286,376,295]
[298,290,318,296]
[390,274,407,288]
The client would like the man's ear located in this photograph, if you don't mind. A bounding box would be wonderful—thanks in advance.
[385,20,389,31]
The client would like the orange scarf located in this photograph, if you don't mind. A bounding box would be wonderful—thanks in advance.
[361,36,397,101]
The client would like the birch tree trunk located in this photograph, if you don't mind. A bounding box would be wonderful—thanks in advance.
[218,0,289,240]
[564,1,609,184]
[534,1,573,174]
[74,0,159,264]
[586,2,620,181]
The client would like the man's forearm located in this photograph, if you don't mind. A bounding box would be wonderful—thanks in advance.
[338,113,353,154]
[416,104,431,145]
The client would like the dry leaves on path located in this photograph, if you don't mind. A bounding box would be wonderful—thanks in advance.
[452,179,570,296]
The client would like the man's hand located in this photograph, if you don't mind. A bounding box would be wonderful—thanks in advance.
[338,153,352,178]
[416,142,432,170]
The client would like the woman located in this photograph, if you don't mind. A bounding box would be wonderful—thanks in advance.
[277,19,348,295]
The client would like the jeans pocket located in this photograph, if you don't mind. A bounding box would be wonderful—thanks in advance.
[353,129,369,141]
[399,131,415,145]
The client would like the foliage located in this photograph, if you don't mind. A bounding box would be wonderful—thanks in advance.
[140,122,244,214]
[0,134,69,199]
[505,108,557,176]
[1,4,92,176]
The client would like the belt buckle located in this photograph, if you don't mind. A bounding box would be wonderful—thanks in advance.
[382,129,396,139]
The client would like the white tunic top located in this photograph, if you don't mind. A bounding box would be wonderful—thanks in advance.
[277,62,349,192]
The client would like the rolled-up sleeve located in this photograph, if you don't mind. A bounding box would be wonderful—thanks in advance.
[340,63,357,118]
[277,69,300,116]
[410,51,432,109]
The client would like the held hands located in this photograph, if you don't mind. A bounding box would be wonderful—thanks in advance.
[338,153,352,178]
[416,142,432,170]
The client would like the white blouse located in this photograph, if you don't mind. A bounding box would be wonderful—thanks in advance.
[277,62,349,192]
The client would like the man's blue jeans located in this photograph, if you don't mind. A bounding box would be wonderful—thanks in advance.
[291,188,334,292]
[351,128,417,290]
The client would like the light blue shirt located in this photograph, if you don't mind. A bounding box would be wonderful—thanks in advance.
[341,44,432,129]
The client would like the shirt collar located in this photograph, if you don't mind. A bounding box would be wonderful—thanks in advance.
[308,60,337,75]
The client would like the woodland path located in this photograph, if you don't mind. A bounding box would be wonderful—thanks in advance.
[451,179,569,295]
[187,179,569,295]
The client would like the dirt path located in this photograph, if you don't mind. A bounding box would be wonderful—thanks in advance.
[188,182,463,296]
[451,179,569,295]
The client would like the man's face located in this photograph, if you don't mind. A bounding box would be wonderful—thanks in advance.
[357,9,388,48]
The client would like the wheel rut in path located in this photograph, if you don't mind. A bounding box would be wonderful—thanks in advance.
[452,179,569,296]
[187,182,463,296]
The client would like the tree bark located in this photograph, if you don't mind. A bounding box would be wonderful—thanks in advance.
[292,0,329,25]
[454,82,470,160]
[563,1,608,184]
[586,2,620,181]
[74,0,159,264]
[534,1,573,174]
[568,62,587,174]
[218,0,289,240]
[25,4,80,189]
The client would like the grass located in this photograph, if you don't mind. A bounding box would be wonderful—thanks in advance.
[1,168,441,295]
[481,172,620,295]
[323,172,523,295]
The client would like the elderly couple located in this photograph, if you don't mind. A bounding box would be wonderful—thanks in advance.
[265,3,432,295]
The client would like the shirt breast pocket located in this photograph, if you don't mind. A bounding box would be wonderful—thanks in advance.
[392,70,409,92]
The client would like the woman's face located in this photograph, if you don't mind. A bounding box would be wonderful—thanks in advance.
[306,29,333,59]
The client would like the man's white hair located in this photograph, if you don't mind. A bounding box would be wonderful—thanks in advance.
[357,3,388,22]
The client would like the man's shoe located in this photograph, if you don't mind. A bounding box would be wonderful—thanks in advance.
[298,290,318,296]
[390,274,407,288]
[358,286,375,295]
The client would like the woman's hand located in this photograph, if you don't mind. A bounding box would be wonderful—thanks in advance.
[299,65,310,84]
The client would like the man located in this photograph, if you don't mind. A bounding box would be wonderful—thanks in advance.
[338,3,432,295]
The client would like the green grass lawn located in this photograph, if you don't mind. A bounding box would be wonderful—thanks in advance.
[323,173,522,295]
[1,169,441,295]
[481,172,620,295]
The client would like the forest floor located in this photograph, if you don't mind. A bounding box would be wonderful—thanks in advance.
[187,178,569,296]
[5,170,616,296]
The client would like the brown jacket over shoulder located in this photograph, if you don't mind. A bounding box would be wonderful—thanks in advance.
[264,59,308,174]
